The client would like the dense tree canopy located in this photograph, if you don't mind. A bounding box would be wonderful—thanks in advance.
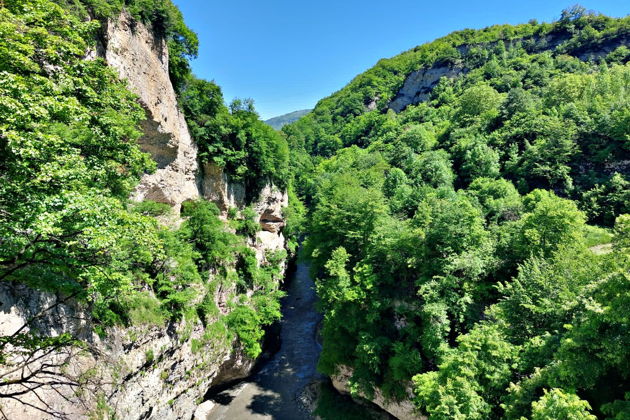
[1,0,629,418]
[288,7,630,419]
[0,0,287,373]
[180,84,290,198]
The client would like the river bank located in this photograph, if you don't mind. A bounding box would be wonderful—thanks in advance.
[206,257,323,419]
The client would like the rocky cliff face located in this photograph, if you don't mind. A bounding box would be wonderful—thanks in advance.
[199,163,289,266]
[388,64,465,112]
[100,7,292,412]
[331,366,423,420]
[253,184,289,264]
[0,10,288,420]
[102,12,288,265]
[388,32,630,113]
[103,11,200,213]
[0,283,255,419]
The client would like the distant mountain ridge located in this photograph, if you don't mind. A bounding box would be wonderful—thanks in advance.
[265,109,311,130]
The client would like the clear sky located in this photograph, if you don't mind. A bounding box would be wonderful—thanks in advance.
[173,0,629,120]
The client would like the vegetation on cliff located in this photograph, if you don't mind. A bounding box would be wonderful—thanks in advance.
[0,1,287,401]
[61,0,290,197]
[58,0,199,92]
[2,1,629,418]
[180,80,290,199]
[287,7,630,419]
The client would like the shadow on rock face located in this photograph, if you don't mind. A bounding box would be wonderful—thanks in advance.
[212,391,236,406]
[138,107,178,169]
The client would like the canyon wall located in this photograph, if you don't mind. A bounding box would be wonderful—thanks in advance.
[0,10,288,420]
[104,11,200,212]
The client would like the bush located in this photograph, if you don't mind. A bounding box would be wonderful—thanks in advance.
[126,292,165,326]
[131,200,172,217]
[226,306,264,358]
[234,207,259,238]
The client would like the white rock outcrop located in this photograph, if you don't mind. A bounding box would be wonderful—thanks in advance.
[193,400,216,420]
[388,64,464,112]
[103,11,200,212]
[201,162,246,211]
[0,283,254,420]
[0,10,289,420]
[254,184,289,263]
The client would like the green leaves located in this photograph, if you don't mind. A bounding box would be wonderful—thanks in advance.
[56,0,199,93]
[531,389,596,420]
[225,305,266,358]
[289,7,630,418]
[180,80,290,198]
[515,190,585,258]
[0,0,156,308]
[0,2,283,366]
[413,324,518,419]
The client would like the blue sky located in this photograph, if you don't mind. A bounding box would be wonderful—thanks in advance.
[173,0,629,120]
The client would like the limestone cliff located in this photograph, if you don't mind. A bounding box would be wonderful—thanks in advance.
[102,11,200,213]
[388,32,630,113]
[0,10,288,420]
[0,283,254,419]
[102,11,288,266]
[388,64,465,113]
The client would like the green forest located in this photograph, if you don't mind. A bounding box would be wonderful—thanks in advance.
[0,0,629,418]
[284,6,630,420]
[0,0,291,365]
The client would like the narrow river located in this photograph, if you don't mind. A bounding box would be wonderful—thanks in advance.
[207,259,323,419]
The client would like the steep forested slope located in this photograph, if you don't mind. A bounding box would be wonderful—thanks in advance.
[285,7,630,419]
[0,0,286,357]
[0,0,293,416]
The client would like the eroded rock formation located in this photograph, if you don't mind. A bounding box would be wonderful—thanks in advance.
[0,283,256,419]
[103,11,200,212]
[0,10,289,420]
[389,64,465,112]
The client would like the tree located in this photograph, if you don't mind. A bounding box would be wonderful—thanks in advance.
[515,190,585,258]
[467,178,522,223]
[306,174,387,270]
[492,247,599,342]
[409,150,455,188]
[383,168,409,199]
[581,173,630,226]
[457,84,504,122]
[181,88,289,198]
[397,124,437,153]
[559,5,588,24]
[413,324,518,420]
[461,142,501,182]
[501,88,536,119]
[531,389,596,420]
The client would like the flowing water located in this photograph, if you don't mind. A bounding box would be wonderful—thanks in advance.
[207,259,324,419]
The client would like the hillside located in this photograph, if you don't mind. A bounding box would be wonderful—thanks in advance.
[285,6,630,419]
[0,1,629,419]
[265,108,312,130]
[0,0,294,418]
